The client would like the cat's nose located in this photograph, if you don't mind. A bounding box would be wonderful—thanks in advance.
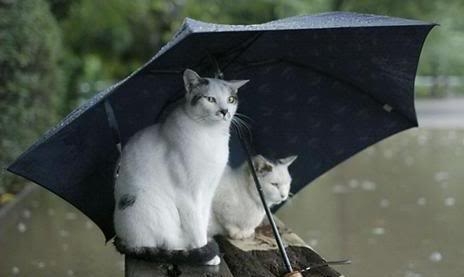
[219,109,228,117]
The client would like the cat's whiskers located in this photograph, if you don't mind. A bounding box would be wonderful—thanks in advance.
[235,112,253,122]
[234,116,251,129]
[231,117,247,139]
[235,114,252,132]
[231,117,248,139]
[231,115,252,139]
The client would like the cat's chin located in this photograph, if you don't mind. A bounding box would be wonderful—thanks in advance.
[269,198,286,206]
[210,117,232,123]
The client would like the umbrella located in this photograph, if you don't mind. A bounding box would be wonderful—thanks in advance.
[8,11,434,266]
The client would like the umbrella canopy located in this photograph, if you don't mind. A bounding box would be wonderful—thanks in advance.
[7,12,435,240]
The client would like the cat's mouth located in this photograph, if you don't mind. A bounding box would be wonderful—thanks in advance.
[279,195,289,203]
[215,111,232,121]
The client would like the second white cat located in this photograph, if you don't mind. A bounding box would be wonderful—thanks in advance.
[209,155,297,240]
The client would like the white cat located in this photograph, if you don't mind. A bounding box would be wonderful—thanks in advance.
[113,69,248,265]
[209,155,297,240]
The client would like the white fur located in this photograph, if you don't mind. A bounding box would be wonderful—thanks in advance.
[113,69,247,265]
[209,155,297,240]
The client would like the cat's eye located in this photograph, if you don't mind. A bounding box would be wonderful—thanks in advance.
[228,96,237,104]
[206,96,216,103]
[271,183,279,187]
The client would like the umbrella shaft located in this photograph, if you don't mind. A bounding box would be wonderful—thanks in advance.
[239,137,293,273]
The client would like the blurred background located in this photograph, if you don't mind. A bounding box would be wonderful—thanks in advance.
[0,0,463,276]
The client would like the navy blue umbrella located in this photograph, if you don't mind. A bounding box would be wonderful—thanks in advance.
[8,12,434,258]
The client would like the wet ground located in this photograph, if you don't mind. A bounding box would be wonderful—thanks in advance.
[0,98,463,277]
[0,186,124,277]
[278,128,464,277]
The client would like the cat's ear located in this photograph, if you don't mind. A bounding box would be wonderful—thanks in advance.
[252,155,273,174]
[183,69,207,93]
[227,80,249,92]
[279,155,298,166]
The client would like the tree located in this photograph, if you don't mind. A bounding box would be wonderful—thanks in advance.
[0,0,64,193]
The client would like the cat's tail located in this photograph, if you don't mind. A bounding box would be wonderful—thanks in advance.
[113,237,220,265]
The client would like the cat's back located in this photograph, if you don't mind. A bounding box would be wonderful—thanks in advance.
[213,166,247,210]
[120,124,164,164]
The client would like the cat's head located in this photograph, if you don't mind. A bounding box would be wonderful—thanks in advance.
[183,69,248,123]
[250,155,298,206]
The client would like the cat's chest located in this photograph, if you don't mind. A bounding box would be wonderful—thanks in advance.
[183,132,228,165]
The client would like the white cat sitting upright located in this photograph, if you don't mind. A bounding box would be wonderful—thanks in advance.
[113,69,248,265]
[209,154,297,240]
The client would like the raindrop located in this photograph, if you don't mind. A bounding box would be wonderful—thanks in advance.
[417,135,428,145]
[79,82,91,93]
[85,220,94,230]
[380,199,390,208]
[22,209,31,219]
[59,230,70,237]
[47,208,55,216]
[65,212,77,220]
[332,184,348,194]
[417,197,427,206]
[11,266,20,275]
[361,180,376,191]
[434,171,449,182]
[382,104,393,112]
[17,222,26,233]
[62,243,69,251]
[37,261,45,269]
[383,149,394,159]
[365,147,376,156]
[444,197,455,207]
[348,179,359,189]
[404,156,414,166]
[67,269,74,276]
[371,227,385,235]
[308,239,318,247]
[429,252,442,262]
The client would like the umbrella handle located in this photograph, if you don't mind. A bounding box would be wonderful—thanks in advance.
[239,135,294,273]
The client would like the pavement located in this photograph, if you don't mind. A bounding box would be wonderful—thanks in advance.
[415,98,464,128]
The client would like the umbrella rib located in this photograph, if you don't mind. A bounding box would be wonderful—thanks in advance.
[145,33,262,78]
[231,58,416,125]
[219,33,264,74]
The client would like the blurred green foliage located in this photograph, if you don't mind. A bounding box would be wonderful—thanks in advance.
[1,0,463,194]
[0,0,64,195]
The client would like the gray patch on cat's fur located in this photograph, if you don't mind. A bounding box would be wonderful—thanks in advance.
[189,78,209,92]
[258,164,273,174]
[113,237,219,264]
[191,95,203,106]
[118,194,136,210]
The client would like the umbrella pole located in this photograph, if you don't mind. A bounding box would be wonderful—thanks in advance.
[239,136,294,274]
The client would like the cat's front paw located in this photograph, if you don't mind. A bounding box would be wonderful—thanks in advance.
[229,229,255,240]
[204,255,221,266]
